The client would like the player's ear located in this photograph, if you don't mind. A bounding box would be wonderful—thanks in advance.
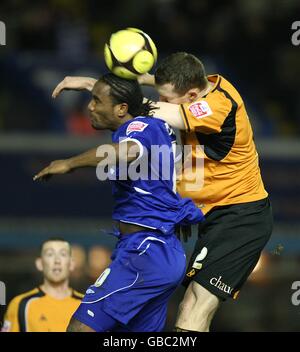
[186,89,198,103]
[117,103,128,118]
[69,257,75,272]
[35,257,43,272]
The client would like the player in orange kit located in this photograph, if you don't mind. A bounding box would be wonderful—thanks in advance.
[2,238,83,332]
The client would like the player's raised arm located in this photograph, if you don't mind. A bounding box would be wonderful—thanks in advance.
[52,76,97,98]
[51,73,156,97]
[51,73,156,96]
[138,73,186,129]
[33,141,140,181]
[150,101,185,130]
[137,73,155,86]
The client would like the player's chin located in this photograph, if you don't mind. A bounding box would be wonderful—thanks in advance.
[48,274,68,283]
[90,120,103,130]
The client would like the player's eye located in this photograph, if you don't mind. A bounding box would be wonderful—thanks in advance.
[93,96,101,103]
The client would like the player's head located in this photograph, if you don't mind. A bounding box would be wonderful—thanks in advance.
[155,52,208,104]
[88,73,155,130]
[35,237,75,285]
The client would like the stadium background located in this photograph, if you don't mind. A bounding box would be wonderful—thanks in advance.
[0,0,299,331]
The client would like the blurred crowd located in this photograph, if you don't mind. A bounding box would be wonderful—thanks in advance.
[0,0,299,135]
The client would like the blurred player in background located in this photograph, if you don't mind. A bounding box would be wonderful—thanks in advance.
[51,52,273,332]
[1,238,82,332]
[34,73,204,332]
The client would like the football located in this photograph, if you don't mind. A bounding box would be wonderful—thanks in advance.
[104,28,157,79]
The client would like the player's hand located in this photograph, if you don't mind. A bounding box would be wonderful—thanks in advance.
[137,73,155,86]
[33,160,72,181]
[175,225,192,243]
[52,76,97,98]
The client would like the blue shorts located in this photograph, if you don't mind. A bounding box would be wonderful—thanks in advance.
[73,230,186,332]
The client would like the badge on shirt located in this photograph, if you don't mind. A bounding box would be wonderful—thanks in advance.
[188,101,213,119]
[94,268,111,287]
[1,320,11,332]
[126,121,148,135]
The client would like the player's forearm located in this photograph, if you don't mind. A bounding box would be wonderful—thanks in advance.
[52,76,98,98]
[67,141,140,170]
[83,77,97,91]
[151,101,186,130]
[67,147,101,169]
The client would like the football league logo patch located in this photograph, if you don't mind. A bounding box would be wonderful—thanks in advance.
[126,121,148,135]
[188,101,212,119]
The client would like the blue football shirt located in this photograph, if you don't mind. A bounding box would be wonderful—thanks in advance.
[110,116,203,234]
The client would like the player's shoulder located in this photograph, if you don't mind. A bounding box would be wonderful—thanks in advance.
[125,116,165,135]
[71,289,84,300]
[8,287,43,308]
[131,115,164,125]
[136,116,170,130]
[207,74,243,104]
[207,74,235,91]
[12,287,42,301]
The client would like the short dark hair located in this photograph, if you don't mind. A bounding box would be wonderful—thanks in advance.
[97,73,156,117]
[155,52,207,94]
[39,237,71,255]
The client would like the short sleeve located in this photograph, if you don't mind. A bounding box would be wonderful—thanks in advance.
[180,92,232,134]
[1,297,20,332]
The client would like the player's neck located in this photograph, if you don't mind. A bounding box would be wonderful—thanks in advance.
[40,280,72,299]
[198,80,214,98]
[114,114,134,130]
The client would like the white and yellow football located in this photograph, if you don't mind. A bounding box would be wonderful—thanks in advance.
[104,28,158,79]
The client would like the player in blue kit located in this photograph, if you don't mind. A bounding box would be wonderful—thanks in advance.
[34,73,204,332]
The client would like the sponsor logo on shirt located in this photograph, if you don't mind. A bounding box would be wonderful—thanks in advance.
[126,121,148,135]
[188,101,212,119]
